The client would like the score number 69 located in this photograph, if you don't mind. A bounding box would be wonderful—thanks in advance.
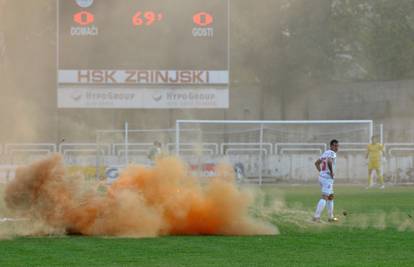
[132,11,163,26]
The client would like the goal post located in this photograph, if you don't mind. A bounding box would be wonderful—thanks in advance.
[175,120,375,184]
[95,120,378,184]
[176,120,374,153]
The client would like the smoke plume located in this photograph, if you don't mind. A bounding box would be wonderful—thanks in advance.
[3,155,277,237]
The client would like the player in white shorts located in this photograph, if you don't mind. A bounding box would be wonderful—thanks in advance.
[313,139,339,222]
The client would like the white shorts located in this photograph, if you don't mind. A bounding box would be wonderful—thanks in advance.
[319,176,334,196]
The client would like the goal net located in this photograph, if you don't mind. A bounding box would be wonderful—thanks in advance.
[175,120,376,184]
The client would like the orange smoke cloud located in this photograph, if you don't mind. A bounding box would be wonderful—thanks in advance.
[4,155,277,237]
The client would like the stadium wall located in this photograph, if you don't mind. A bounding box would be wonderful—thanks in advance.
[1,79,413,143]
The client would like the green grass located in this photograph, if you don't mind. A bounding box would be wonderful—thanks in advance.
[1,185,414,267]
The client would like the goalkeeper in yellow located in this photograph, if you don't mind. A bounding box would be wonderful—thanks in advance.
[366,136,385,189]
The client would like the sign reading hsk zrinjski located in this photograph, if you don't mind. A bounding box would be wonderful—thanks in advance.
[58,0,229,109]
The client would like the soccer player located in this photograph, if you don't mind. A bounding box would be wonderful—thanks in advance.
[313,139,339,222]
[366,135,385,189]
[147,141,162,165]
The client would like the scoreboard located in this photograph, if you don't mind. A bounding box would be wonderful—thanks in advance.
[57,0,229,109]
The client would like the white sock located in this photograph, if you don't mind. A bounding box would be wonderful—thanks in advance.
[327,200,334,218]
[314,199,326,218]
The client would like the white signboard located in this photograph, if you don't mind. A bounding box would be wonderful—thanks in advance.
[58,88,229,109]
[58,0,230,109]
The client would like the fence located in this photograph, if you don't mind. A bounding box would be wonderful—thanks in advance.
[1,120,414,184]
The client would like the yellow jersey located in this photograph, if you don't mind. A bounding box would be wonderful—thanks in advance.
[367,143,384,163]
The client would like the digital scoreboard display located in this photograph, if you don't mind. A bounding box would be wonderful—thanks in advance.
[58,0,229,109]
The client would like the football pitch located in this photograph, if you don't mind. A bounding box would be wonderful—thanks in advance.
[0,185,413,267]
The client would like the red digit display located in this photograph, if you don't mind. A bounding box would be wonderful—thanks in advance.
[144,11,155,25]
[132,11,163,26]
[132,11,144,26]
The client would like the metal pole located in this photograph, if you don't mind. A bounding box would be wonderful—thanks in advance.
[175,120,180,156]
[176,120,373,125]
[380,123,384,144]
[259,123,264,185]
[369,121,374,143]
[125,121,129,166]
[96,132,100,179]
[380,123,384,178]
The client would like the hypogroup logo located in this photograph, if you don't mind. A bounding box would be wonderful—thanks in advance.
[75,0,94,8]
[152,92,163,102]
[71,91,83,102]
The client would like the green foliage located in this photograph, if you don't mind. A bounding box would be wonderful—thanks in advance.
[330,0,414,80]
[234,0,414,82]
